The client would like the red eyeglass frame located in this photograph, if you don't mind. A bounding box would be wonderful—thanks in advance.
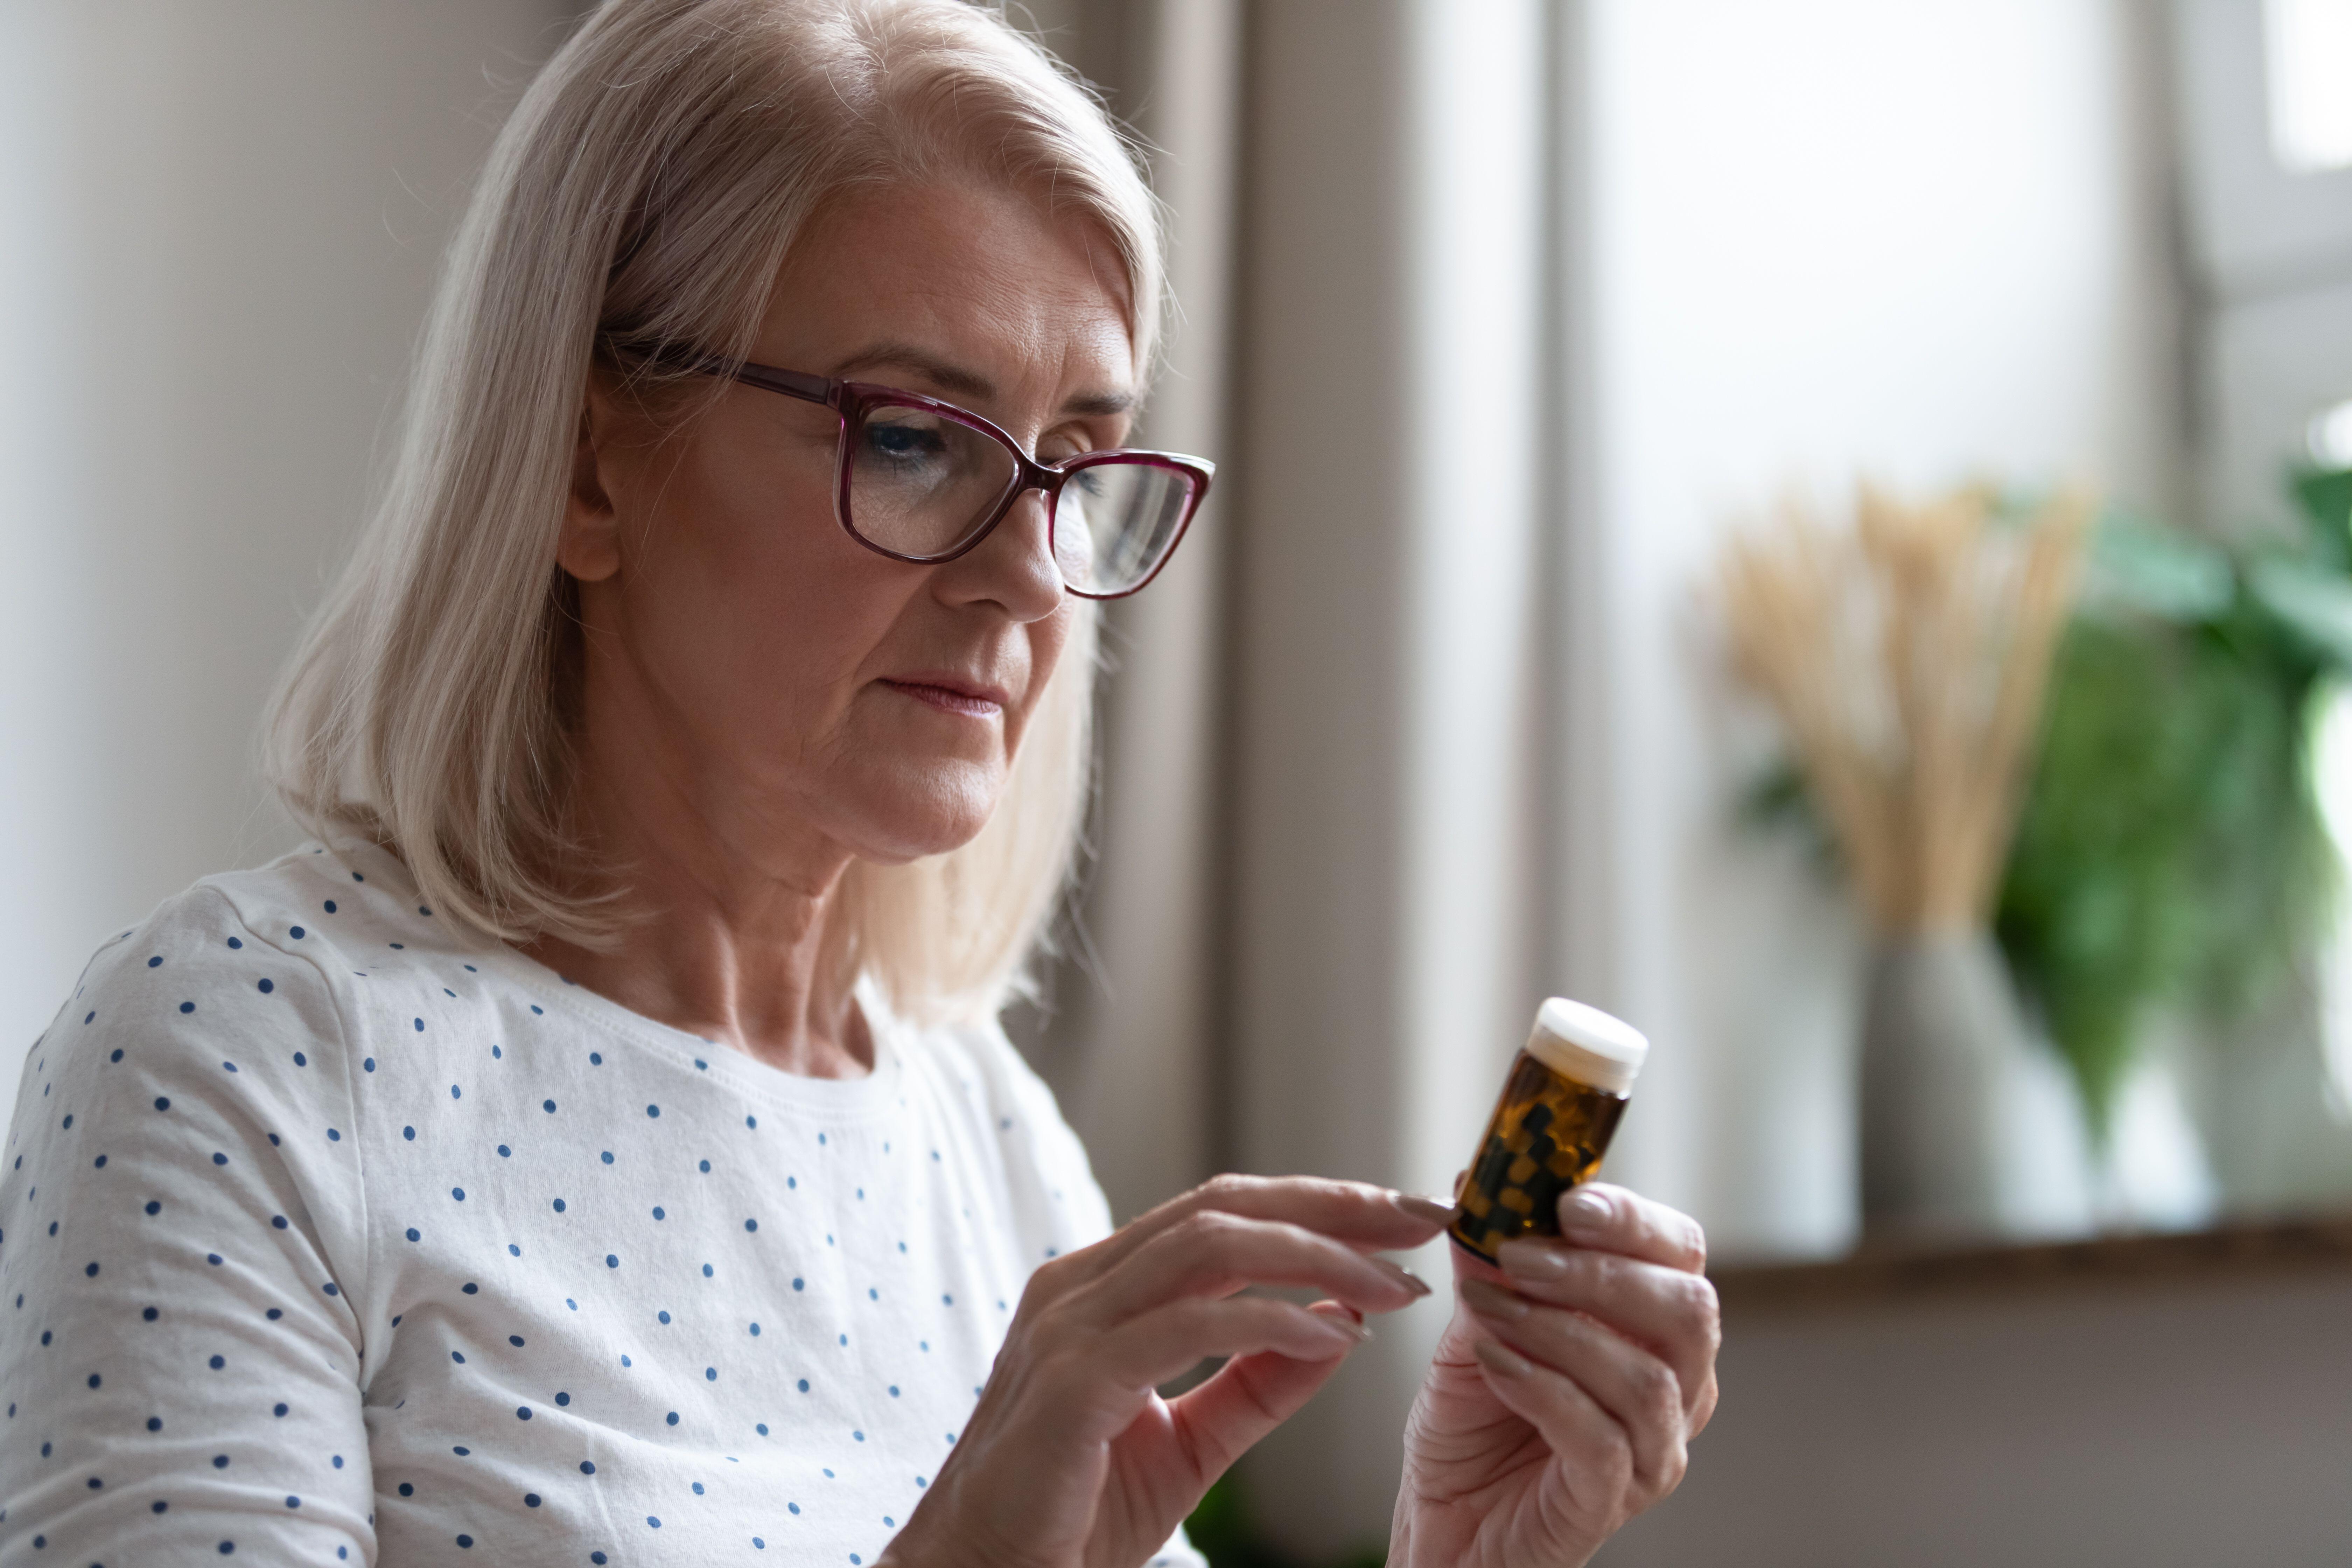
[672,354,1215,601]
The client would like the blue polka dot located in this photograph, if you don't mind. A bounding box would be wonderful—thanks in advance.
[226,938,242,950]
[553,1198,565,1212]
[646,1105,660,1118]
[402,1125,415,1140]
[289,926,305,939]
[580,1461,596,1475]
[257,979,274,994]
[363,1058,375,1073]
[543,1098,556,1113]
[744,1219,757,1232]
[406,1228,420,1242]
[324,900,336,914]
[452,1188,465,1201]
[179,1002,195,1015]
[147,956,163,968]
[601,1151,614,1165]
[791,1277,805,1292]
[606,1254,620,1268]
[414,1018,425,1032]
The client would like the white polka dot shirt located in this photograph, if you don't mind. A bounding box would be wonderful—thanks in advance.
[0,841,1203,1566]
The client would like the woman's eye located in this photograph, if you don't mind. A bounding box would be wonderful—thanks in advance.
[863,419,947,463]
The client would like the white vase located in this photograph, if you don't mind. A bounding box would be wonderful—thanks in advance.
[1860,929,2094,1243]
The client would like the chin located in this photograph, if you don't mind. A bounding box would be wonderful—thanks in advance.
[833,758,1004,864]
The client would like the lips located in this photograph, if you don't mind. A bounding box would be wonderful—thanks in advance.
[880,674,1012,718]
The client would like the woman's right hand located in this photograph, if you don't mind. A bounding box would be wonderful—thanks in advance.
[878,1174,1452,1568]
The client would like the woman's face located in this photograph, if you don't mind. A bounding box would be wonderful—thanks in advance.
[561,182,1136,873]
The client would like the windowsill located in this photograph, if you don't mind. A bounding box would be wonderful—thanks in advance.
[1711,1214,2352,1312]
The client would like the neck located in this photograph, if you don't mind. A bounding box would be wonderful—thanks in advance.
[519,687,875,1082]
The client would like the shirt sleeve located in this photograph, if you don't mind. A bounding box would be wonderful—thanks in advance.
[0,886,379,1564]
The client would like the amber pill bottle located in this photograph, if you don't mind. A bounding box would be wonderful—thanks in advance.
[1449,997,1650,1262]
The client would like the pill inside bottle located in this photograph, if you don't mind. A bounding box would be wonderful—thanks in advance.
[1449,997,1650,1262]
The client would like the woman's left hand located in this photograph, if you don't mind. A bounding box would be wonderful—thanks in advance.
[1388,1184,1720,1568]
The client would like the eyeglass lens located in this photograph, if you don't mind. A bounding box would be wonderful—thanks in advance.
[846,404,1193,596]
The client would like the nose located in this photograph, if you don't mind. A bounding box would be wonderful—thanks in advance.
[936,485,1065,621]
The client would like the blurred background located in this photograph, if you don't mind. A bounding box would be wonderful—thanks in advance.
[5,1,2352,1563]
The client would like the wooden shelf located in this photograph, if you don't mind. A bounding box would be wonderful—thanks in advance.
[1711,1214,2352,1312]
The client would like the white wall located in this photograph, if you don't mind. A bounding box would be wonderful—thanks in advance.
[1570,0,2183,1261]
[0,2,564,1132]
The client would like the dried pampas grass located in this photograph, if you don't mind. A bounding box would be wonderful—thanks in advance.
[1721,482,2091,935]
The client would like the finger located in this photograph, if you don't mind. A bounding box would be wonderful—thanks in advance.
[1164,1302,1363,1483]
[1092,1293,1367,1393]
[1462,1279,1687,1494]
[1072,1174,1453,1288]
[1469,1337,1649,1512]
[1550,1184,1707,1272]
[1489,1245,1720,1416]
[1079,1208,1434,1324]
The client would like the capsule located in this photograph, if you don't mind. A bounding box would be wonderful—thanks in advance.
[1450,997,1649,1263]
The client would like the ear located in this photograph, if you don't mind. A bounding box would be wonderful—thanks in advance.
[558,386,622,584]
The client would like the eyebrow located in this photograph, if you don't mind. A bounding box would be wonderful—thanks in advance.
[827,342,1134,419]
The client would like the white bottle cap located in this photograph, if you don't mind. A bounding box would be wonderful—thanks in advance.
[1523,997,1648,1095]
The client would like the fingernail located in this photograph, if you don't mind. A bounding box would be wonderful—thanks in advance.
[1497,1239,1570,1281]
[1472,1337,1532,1378]
[1558,1187,1610,1234]
[1329,1315,1374,1344]
[1460,1278,1528,1321]
[1393,1194,1456,1227]
[1373,1256,1435,1297]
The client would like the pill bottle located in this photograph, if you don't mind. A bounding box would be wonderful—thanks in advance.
[1449,997,1649,1263]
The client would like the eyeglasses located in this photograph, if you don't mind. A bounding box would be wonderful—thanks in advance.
[656,354,1213,600]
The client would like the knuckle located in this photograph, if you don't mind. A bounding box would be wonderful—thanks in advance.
[1596,1429,1637,1492]
[1197,1172,1260,1205]
[1680,1215,1710,1272]
[1657,1437,1690,1497]
[1633,1358,1681,1421]
[1678,1274,1723,1343]
[1174,1208,1243,1247]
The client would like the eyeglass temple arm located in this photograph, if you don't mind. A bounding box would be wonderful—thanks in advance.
[727,362,834,407]
[601,339,836,409]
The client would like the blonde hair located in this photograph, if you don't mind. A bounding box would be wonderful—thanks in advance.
[266,0,1162,1022]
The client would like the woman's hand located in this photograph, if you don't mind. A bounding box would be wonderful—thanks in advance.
[880,1174,1452,1568]
[1389,1184,1720,1568]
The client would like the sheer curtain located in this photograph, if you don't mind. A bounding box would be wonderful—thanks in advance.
[1018,0,1559,1550]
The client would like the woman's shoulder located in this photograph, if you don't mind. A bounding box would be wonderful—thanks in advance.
[33,839,487,1086]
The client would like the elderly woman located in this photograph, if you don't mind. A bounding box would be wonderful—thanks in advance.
[0,1,1717,1563]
